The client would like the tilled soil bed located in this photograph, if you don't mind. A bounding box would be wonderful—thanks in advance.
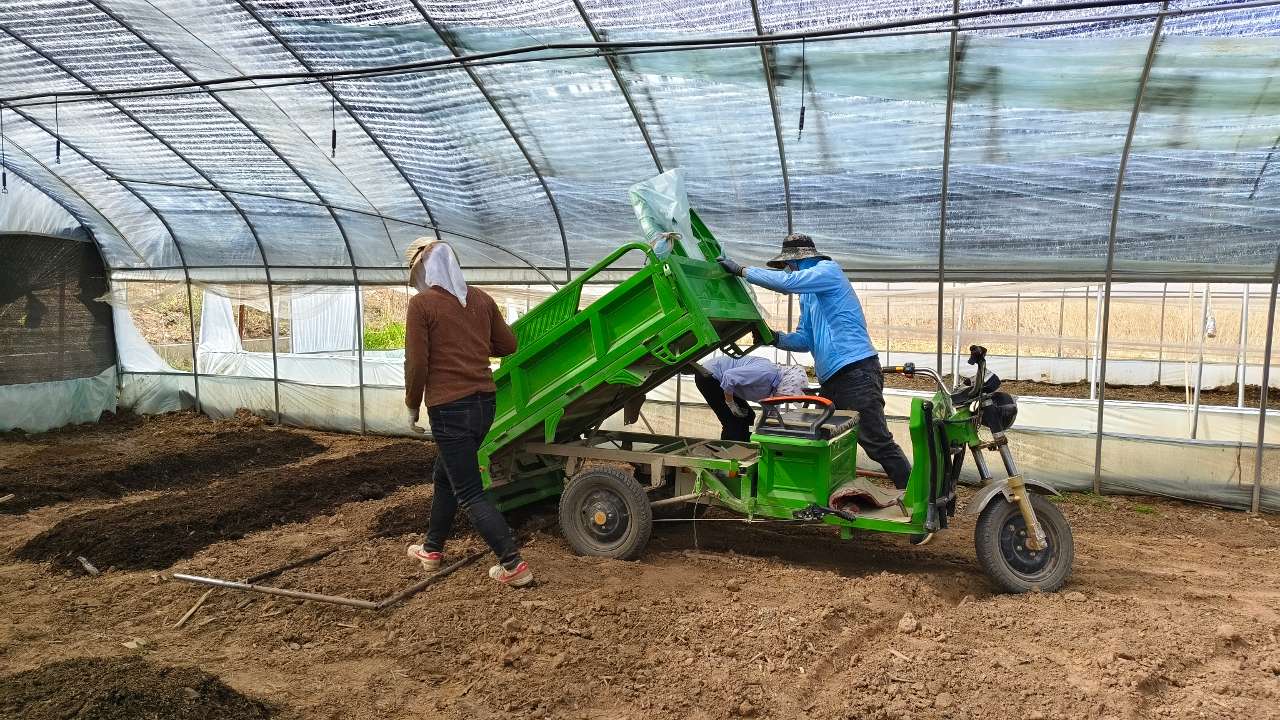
[0,656,274,719]
[0,411,324,514]
[16,441,433,571]
[1,411,1278,720]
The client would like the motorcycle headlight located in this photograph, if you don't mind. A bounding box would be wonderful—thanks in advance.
[981,391,1018,432]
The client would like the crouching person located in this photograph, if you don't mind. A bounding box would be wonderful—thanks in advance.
[402,238,532,587]
[691,355,808,441]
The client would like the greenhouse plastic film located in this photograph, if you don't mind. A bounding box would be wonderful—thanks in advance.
[0,366,116,433]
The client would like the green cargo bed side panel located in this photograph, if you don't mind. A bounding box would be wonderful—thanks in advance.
[479,223,771,497]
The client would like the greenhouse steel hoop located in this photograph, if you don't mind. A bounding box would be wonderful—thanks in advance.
[12,0,1271,109]
[111,176,561,288]
[229,0,443,249]
[83,0,369,430]
[1,133,202,409]
[570,0,663,173]
[409,1,573,284]
[0,139,131,397]
[1093,2,1167,494]
[937,0,959,375]
[0,25,299,417]
[1192,285,1210,439]
[1252,249,1280,514]
[749,0,795,235]
[0,113,146,264]
[1238,285,1250,408]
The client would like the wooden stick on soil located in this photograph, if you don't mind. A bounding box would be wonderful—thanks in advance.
[0,493,15,505]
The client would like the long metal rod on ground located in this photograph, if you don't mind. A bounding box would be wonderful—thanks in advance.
[173,574,381,610]
[173,522,555,611]
[174,548,339,628]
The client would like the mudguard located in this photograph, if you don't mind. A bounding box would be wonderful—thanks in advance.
[962,477,1061,516]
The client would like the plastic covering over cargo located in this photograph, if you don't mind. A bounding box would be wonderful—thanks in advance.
[0,0,1276,510]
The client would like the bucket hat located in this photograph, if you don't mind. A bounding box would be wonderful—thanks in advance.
[766,233,831,269]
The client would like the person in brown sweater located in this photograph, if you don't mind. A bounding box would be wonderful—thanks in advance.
[402,238,531,587]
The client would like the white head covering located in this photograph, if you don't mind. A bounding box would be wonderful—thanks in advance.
[776,364,809,397]
[405,237,468,307]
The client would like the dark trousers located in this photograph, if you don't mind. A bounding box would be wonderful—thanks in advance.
[693,372,756,441]
[424,392,521,568]
[820,357,913,489]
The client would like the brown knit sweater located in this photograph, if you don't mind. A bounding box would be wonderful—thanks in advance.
[404,286,518,409]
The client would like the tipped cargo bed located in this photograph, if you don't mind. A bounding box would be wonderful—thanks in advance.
[479,213,772,509]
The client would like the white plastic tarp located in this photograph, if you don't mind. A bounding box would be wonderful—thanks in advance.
[0,366,116,433]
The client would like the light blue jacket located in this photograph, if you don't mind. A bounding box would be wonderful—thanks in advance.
[744,259,876,382]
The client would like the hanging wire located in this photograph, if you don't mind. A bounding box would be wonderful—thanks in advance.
[1,106,7,194]
[797,37,807,141]
[329,93,337,158]
[53,94,61,164]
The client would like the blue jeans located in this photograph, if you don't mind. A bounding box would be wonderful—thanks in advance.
[424,392,521,569]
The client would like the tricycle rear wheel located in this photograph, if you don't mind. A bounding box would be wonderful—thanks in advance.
[559,465,653,560]
[974,493,1073,593]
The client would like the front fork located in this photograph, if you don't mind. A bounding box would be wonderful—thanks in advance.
[970,435,1048,551]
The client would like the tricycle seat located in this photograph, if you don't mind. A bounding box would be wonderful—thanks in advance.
[754,408,858,440]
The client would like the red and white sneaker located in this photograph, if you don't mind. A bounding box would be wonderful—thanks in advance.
[489,561,533,587]
[406,544,443,571]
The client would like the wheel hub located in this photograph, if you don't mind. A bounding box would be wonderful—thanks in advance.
[580,488,630,544]
[999,515,1052,574]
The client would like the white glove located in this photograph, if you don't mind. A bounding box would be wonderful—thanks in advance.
[728,399,748,418]
[407,407,426,434]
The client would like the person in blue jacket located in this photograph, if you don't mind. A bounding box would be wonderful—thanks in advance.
[718,234,911,489]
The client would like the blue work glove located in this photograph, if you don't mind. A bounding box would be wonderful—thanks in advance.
[717,256,745,277]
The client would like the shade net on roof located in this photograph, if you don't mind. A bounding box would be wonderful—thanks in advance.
[0,0,1277,284]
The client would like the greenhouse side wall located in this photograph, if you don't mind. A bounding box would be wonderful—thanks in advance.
[0,234,117,433]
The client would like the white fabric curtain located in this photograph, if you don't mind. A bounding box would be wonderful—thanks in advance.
[289,288,358,354]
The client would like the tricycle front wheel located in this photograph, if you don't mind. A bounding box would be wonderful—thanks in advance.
[558,465,653,560]
[974,493,1074,593]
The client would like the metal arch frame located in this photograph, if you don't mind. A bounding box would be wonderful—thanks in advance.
[228,0,444,249]
[570,0,663,172]
[406,0,573,284]
[937,0,961,375]
[1092,2,1168,494]
[1,137,135,403]
[149,0,395,259]
[1,24,289,417]
[83,0,366,431]
[110,175,563,287]
[748,0,794,235]
[1,140,123,271]
[1252,248,1279,514]
[0,100,209,414]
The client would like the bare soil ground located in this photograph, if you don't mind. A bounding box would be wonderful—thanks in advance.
[2,412,1279,720]
[883,375,1269,408]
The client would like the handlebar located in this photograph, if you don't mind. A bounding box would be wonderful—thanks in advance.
[759,395,831,407]
[756,395,835,440]
[882,362,916,376]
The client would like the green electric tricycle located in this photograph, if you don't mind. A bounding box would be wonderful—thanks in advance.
[532,344,1073,594]
[477,174,1073,593]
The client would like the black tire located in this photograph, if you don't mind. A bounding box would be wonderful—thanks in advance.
[558,465,653,560]
[974,493,1074,593]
